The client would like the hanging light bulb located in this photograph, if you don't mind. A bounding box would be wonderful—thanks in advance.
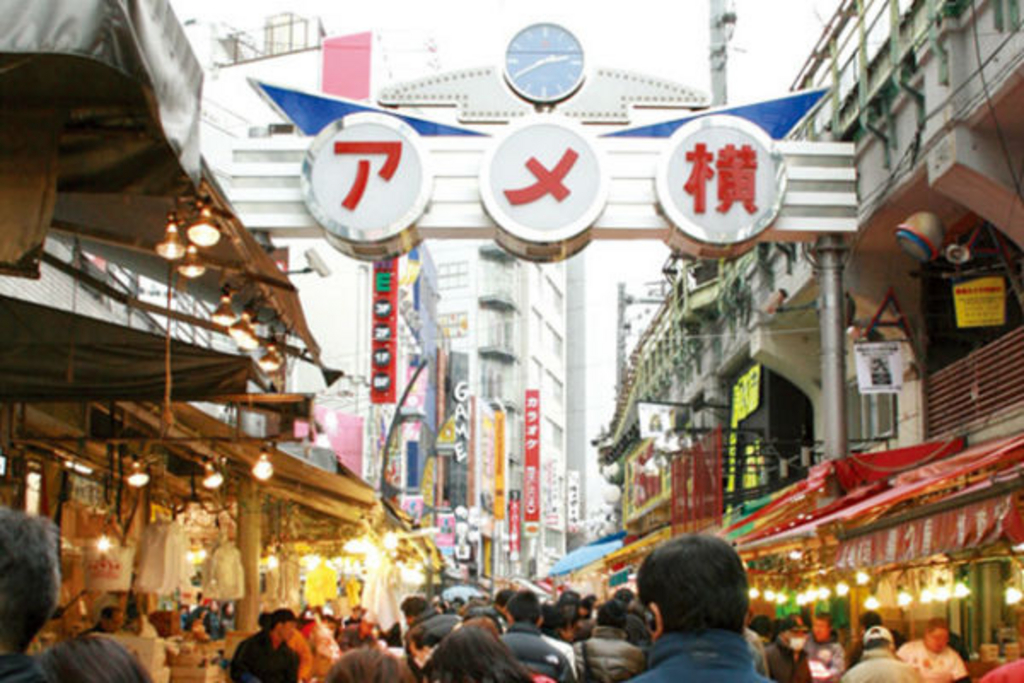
[258,344,283,373]
[921,588,935,604]
[229,312,259,351]
[177,244,206,279]
[212,293,236,327]
[749,587,761,600]
[935,584,952,602]
[898,590,914,607]
[97,535,112,552]
[817,586,832,601]
[864,595,881,610]
[127,460,150,488]
[202,461,224,490]
[156,213,186,260]
[252,448,274,481]
[856,571,870,586]
[953,581,970,599]
[1006,587,1023,606]
[186,202,221,248]
[775,592,788,605]
[764,590,776,603]
[836,581,850,597]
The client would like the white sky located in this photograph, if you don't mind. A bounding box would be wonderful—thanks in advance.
[170,0,842,524]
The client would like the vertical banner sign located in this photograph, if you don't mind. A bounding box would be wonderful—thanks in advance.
[494,411,506,521]
[523,389,541,535]
[508,491,522,557]
[370,259,399,403]
[566,470,581,533]
[436,513,456,552]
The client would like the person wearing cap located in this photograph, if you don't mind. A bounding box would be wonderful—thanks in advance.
[765,615,813,683]
[841,626,921,683]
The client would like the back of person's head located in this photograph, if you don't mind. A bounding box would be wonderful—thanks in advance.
[863,626,895,652]
[506,590,541,624]
[494,588,516,610]
[408,614,460,649]
[463,616,502,639]
[596,600,629,630]
[637,534,748,635]
[749,614,773,640]
[269,608,297,630]
[581,595,598,615]
[0,507,59,653]
[557,590,581,608]
[541,603,565,631]
[38,635,152,683]
[428,621,534,683]
[861,611,883,631]
[464,605,503,633]
[401,595,430,620]
[326,648,415,683]
[613,588,636,605]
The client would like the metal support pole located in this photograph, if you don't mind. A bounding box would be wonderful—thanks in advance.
[814,234,849,462]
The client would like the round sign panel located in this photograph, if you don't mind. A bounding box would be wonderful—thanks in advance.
[302,113,432,259]
[656,115,786,247]
[480,117,608,261]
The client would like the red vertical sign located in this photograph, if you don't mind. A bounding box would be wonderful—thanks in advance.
[371,259,399,404]
[523,389,541,535]
[509,491,522,555]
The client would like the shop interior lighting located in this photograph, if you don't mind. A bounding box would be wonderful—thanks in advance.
[855,571,870,586]
[1006,587,1023,605]
[935,584,952,602]
[921,588,935,604]
[211,293,236,327]
[775,592,788,605]
[764,590,776,603]
[97,535,113,552]
[749,587,760,600]
[264,555,279,571]
[897,590,914,607]
[176,244,206,279]
[864,595,881,611]
[156,213,186,260]
[186,201,221,248]
[953,581,970,599]
[229,312,260,351]
[64,460,94,476]
[835,582,850,597]
[252,448,274,481]
[202,461,224,490]
[384,532,399,551]
[257,344,283,373]
[816,586,831,601]
[127,459,150,488]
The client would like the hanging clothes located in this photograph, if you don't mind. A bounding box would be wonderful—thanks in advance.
[303,561,339,608]
[202,540,244,601]
[135,520,190,595]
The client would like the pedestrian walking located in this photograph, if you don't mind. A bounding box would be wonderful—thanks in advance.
[626,534,771,683]
[229,609,300,683]
[765,615,812,683]
[37,635,152,683]
[501,591,576,683]
[572,599,645,682]
[840,626,921,683]
[326,648,416,683]
[0,507,60,683]
[427,622,542,683]
[806,613,845,683]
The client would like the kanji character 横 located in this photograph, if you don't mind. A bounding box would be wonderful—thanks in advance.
[684,143,715,214]
[716,144,758,214]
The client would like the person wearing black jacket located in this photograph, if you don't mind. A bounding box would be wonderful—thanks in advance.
[229,609,299,683]
[0,508,60,683]
[501,591,576,683]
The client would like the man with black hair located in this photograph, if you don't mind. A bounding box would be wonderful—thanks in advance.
[501,591,576,683]
[841,626,920,683]
[766,615,813,683]
[574,599,646,682]
[611,588,651,650]
[230,609,299,683]
[401,593,460,676]
[807,612,845,682]
[86,606,125,635]
[541,603,577,670]
[628,535,771,683]
[0,507,60,683]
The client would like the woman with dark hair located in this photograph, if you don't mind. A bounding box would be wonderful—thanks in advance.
[37,635,153,683]
[326,648,416,683]
[427,624,538,683]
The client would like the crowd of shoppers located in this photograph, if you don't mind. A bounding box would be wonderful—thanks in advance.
[5,505,1023,683]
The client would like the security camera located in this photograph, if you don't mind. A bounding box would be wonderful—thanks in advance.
[304,248,332,278]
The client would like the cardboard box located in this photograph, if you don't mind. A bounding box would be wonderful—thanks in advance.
[170,665,222,683]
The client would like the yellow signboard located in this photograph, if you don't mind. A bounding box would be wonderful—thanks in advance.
[494,411,506,520]
[732,364,761,424]
[953,276,1006,328]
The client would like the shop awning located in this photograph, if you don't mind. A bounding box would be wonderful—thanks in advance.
[737,433,1024,555]
[0,0,202,275]
[0,296,254,402]
[832,438,965,491]
[603,526,673,567]
[835,485,1024,569]
[549,533,626,577]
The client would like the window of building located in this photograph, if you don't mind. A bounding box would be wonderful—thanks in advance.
[545,370,564,407]
[438,261,469,290]
[545,277,564,314]
[846,382,898,442]
[544,323,563,361]
[530,358,543,388]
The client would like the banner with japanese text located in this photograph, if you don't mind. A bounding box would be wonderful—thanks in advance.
[508,490,522,556]
[494,410,507,521]
[523,389,541,535]
[370,259,399,403]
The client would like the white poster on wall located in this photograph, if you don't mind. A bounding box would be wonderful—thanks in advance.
[566,470,581,533]
[854,342,903,394]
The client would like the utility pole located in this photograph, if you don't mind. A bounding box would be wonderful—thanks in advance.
[710,0,737,107]
[814,234,849,462]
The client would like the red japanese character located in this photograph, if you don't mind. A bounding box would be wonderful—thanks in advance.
[334,141,403,210]
[504,148,579,206]
[716,144,758,214]
[684,143,715,214]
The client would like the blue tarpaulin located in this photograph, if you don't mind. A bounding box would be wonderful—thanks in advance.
[549,532,626,577]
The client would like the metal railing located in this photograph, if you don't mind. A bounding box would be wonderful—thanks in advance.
[926,326,1024,437]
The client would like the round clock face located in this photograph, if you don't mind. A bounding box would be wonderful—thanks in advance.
[504,23,585,104]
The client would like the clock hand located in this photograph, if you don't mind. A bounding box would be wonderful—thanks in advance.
[513,54,569,79]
